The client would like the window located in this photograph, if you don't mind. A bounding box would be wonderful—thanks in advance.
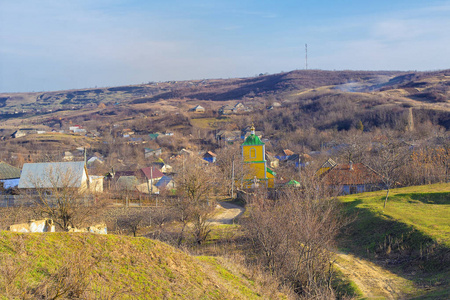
[250,148,256,159]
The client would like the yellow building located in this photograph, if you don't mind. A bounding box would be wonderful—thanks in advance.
[241,125,275,188]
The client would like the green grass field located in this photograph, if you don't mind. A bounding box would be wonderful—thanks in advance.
[339,183,450,298]
[340,183,450,248]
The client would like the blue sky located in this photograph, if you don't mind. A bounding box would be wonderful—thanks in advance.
[1,0,449,92]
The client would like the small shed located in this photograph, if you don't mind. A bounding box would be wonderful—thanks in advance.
[203,151,217,163]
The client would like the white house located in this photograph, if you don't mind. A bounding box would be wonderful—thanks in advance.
[18,161,99,193]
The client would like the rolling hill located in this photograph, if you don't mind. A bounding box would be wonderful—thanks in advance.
[0,231,285,299]
[2,69,450,132]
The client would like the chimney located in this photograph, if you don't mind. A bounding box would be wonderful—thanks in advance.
[349,161,353,171]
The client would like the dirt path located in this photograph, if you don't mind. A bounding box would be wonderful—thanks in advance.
[208,202,415,299]
[335,253,414,299]
[207,202,245,225]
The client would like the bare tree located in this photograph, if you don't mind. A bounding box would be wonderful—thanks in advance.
[336,129,370,164]
[173,156,223,244]
[433,136,450,182]
[242,185,346,298]
[215,144,247,196]
[116,208,151,237]
[367,137,409,208]
[21,163,107,230]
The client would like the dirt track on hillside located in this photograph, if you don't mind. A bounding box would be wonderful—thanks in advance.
[207,202,245,225]
[335,253,414,299]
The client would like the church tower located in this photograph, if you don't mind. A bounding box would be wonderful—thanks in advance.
[241,125,275,188]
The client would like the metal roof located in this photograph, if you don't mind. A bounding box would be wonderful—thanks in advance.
[242,134,264,146]
[18,161,87,189]
[155,175,173,188]
[141,166,164,180]
[0,162,21,180]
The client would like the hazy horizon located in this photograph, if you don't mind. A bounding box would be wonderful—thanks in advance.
[1,0,449,93]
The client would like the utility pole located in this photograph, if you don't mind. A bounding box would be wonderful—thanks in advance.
[305,43,308,70]
[231,160,235,199]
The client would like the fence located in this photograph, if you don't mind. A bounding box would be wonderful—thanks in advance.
[0,195,34,207]
[0,195,93,207]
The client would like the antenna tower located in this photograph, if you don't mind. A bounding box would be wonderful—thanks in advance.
[305,43,308,70]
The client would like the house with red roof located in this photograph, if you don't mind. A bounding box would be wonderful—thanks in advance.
[319,160,383,195]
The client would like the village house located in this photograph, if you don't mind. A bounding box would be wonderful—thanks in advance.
[11,130,26,138]
[179,148,194,157]
[114,166,164,195]
[73,128,87,135]
[116,174,139,193]
[272,102,282,108]
[0,161,21,191]
[318,159,383,195]
[122,128,134,138]
[218,104,234,115]
[137,166,164,194]
[141,166,164,182]
[216,130,242,144]
[155,175,176,193]
[148,133,160,140]
[189,105,205,113]
[63,151,74,161]
[203,151,217,163]
[144,148,162,158]
[69,125,81,131]
[87,155,104,167]
[265,152,279,169]
[219,102,251,115]
[151,161,173,174]
[18,161,102,193]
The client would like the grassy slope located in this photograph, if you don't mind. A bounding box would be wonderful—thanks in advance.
[0,231,278,299]
[339,183,450,298]
[190,117,231,130]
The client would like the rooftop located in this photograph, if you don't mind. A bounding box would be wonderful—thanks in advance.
[242,134,264,146]
[0,161,21,180]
